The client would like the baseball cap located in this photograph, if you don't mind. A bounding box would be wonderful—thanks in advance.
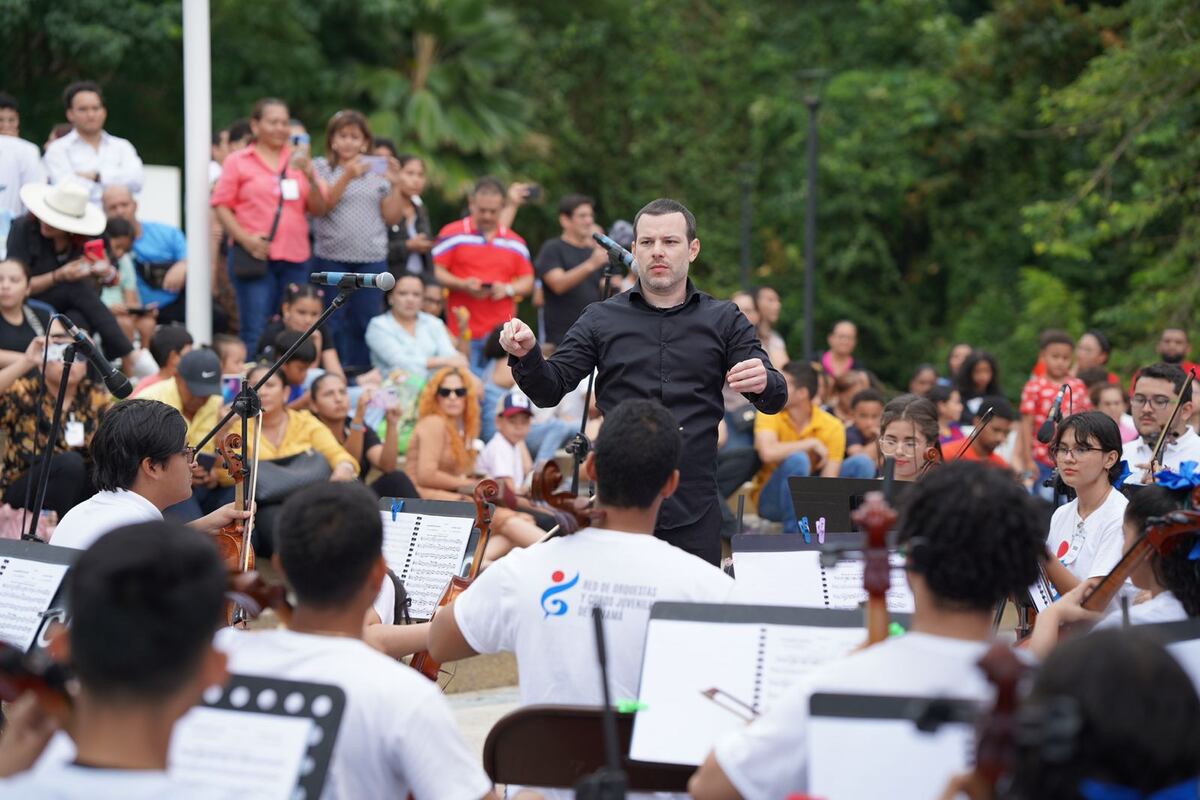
[177,349,222,397]
[498,391,532,418]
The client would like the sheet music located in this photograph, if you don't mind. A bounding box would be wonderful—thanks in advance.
[808,715,973,797]
[0,558,68,652]
[379,511,474,619]
[169,707,313,800]
[629,617,863,766]
[731,549,914,613]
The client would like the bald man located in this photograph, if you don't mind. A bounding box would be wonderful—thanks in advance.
[102,185,189,324]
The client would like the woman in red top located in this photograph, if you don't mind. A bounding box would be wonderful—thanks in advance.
[212,97,327,352]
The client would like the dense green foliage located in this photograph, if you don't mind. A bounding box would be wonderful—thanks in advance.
[2,0,1195,394]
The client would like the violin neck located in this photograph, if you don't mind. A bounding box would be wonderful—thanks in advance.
[1081,539,1152,613]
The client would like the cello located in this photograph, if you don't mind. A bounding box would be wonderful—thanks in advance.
[529,459,600,541]
[410,479,499,682]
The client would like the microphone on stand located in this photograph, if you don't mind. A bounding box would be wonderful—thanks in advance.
[591,232,636,270]
[310,271,396,290]
[1036,383,1069,444]
[55,316,132,398]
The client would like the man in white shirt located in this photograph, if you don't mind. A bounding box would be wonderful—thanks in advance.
[1123,362,1200,484]
[43,81,143,203]
[0,521,231,797]
[0,92,46,258]
[688,461,1047,800]
[216,481,496,800]
[429,399,735,708]
[51,399,247,550]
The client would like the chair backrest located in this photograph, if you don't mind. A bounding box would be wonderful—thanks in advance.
[482,704,693,792]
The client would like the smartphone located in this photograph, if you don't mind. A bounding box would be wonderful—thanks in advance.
[369,387,399,410]
[83,239,106,262]
[289,132,310,149]
[362,155,388,175]
[195,452,217,471]
[480,282,494,289]
[221,375,242,406]
[523,184,542,203]
[45,343,68,363]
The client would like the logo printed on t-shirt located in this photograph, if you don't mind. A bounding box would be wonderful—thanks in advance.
[540,570,580,619]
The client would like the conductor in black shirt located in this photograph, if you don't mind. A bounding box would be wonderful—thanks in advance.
[500,198,787,564]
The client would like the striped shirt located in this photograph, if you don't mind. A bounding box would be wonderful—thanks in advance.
[432,217,533,340]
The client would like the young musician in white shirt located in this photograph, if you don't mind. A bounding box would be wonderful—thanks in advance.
[1123,362,1200,485]
[428,398,735,707]
[688,461,1046,800]
[0,521,229,797]
[215,481,496,800]
[1042,411,1129,597]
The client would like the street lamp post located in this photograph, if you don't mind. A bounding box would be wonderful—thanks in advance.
[799,69,827,361]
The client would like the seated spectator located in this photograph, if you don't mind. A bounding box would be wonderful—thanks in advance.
[927,384,965,444]
[0,521,229,796]
[138,349,234,521]
[212,333,247,376]
[0,323,112,517]
[839,388,884,478]
[831,368,869,423]
[1090,381,1138,443]
[753,361,845,533]
[96,216,143,344]
[131,323,192,396]
[405,366,543,562]
[309,372,418,499]
[955,349,1001,425]
[820,319,859,378]
[0,258,50,368]
[421,278,446,320]
[7,181,135,366]
[365,273,465,379]
[941,395,1016,468]
[526,375,587,463]
[1074,328,1119,384]
[478,325,517,443]
[42,81,143,203]
[255,283,343,378]
[476,391,534,496]
[907,363,938,396]
[753,285,789,368]
[945,342,972,384]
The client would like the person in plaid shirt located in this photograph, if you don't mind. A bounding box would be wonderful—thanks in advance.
[1019,329,1092,499]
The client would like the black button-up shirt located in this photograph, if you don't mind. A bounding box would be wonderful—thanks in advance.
[511,279,787,529]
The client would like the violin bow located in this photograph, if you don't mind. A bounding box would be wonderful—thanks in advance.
[954,407,995,461]
[242,408,263,572]
[1148,368,1197,479]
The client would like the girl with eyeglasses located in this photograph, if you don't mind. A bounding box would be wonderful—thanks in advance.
[1042,411,1129,598]
[876,394,942,482]
[406,367,543,563]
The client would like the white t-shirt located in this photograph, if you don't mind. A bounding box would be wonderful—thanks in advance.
[1046,487,1128,582]
[214,628,490,800]
[714,633,997,800]
[0,765,219,799]
[1093,590,1189,630]
[51,490,163,550]
[475,432,530,489]
[1122,427,1200,485]
[453,527,734,707]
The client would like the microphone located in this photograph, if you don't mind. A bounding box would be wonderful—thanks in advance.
[591,232,636,270]
[55,316,132,398]
[1036,383,1069,444]
[309,271,396,291]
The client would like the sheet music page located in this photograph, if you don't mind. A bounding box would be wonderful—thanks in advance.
[1168,640,1200,696]
[0,558,68,652]
[731,550,914,613]
[808,716,973,797]
[169,707,313,800]
[629,618,863,766]
[378,511,474,620]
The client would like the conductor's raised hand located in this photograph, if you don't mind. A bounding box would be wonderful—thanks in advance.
[500,318,536,359]
[726,358,768,395]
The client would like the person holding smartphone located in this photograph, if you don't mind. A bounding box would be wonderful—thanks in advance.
[311,110,406,372]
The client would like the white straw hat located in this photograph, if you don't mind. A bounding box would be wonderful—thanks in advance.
[19,182,106,236]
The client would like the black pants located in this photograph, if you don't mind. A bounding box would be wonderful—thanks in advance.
[656,500,723,566]
[370,470,418,499]
[34,284,133,359]
[156,288,230,334]
[4,451,91,519]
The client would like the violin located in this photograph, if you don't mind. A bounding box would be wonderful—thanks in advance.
[214,432,259,625]
[0,641,72,723]
[410,479,498,682]
[918,445,943,478]
[226,571,293,627]
[849,490,897,646]
[529,459,600,540]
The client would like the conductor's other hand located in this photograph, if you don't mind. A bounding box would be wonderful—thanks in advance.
[500,318,536,359]
[726,358,768,395]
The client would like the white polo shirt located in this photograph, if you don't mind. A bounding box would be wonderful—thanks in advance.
[1122,427,1200,485]
[51,489,163,550]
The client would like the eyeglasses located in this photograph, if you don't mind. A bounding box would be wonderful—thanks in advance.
[1050,444,1101,461]
[437,387,468,398]
[1131,394,1173,410]
[878,437,921,456]
[181,446,197,464]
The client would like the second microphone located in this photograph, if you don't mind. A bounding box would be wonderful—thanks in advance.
[310,272,396,291]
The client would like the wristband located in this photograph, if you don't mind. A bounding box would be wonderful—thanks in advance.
[505,284,515,297]
[349,422,366,432]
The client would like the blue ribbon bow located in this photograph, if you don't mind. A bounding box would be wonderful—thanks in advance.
[1079,778,1200,800]
[1153,460,1200,490]
[1112,460,1133,489]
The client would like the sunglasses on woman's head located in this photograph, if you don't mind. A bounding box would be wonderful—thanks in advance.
[437,387,468,398]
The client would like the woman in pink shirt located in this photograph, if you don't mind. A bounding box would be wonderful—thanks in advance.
[212,97,327,351]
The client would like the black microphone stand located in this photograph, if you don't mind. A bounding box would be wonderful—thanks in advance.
[567,252,620,495]
[24,346,77,542]
[193,280,361,480]
[574,605,628,799]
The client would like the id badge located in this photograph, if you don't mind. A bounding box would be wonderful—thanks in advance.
[280,179,300,201]
[65,415,85,448]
